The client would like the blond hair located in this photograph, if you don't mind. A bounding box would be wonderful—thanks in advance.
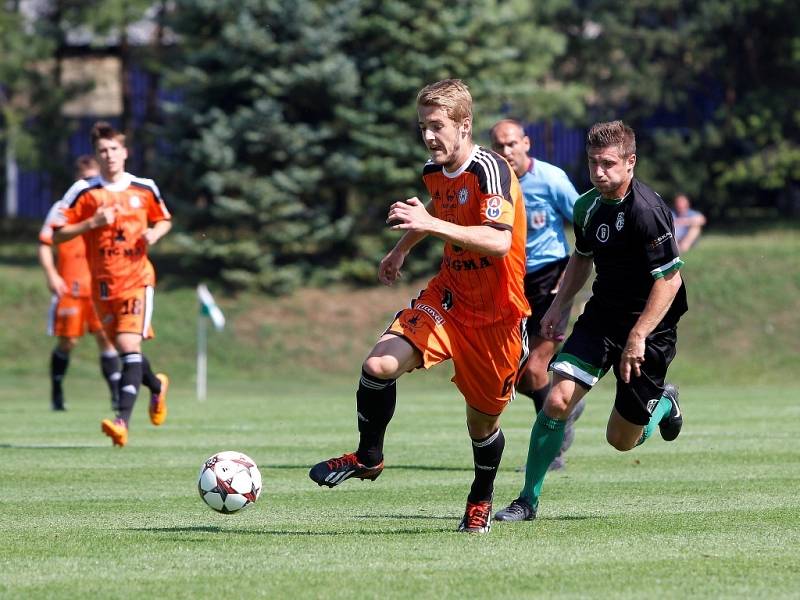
[416,79,472,123]
[586,120,636,157]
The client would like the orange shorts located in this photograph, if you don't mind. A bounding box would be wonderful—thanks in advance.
[93,286,156,340]
[386,287,528,415]
[47,295,102,339]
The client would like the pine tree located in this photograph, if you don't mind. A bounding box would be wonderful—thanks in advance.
[161,0,586,291]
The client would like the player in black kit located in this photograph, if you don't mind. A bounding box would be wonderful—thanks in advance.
[495,120,687,522]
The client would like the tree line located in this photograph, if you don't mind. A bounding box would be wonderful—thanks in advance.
[2,0,798,292]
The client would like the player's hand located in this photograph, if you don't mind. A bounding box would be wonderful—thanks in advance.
[619,336,646,383]
[378,248,406,286]
[540,305,566,341]
[48,274,67,297]
[91,206,117,228]
[387,197,433,232]
[143,228,160,246]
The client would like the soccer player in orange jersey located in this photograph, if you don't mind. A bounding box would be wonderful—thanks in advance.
[53,122,172,447]
[309,79,530,534]
[39,155,121,411]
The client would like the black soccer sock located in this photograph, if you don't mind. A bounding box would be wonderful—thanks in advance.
[100,351,121,409]
[355,369,397,467]
[140,354,161,394]
[468,428,505,503]
[117,353,143,424]
[50,349,70,408]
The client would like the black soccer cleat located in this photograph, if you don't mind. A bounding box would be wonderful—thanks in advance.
[659,383,683,441]
[494,497,538,522]
[309,452,384,488]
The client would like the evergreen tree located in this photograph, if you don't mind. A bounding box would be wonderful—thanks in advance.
[161,0,362,291]
[162,0,586,291]
[545,0,800,217]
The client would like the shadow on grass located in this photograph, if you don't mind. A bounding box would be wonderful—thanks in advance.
[0,443,103,449]
[130,525,453,536]
[354,514,454,521]
[264,463,471,472]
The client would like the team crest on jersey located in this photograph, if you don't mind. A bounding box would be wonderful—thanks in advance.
[457,187,469,205]
[485,197,502,221]
[129,195,142,208]
[615,212,625,231]
[596,223,610,242]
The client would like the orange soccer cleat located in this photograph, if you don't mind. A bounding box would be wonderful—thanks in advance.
[101,418,128,447]
[149,373,169,426]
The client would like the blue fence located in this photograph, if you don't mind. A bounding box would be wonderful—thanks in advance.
[12,66,587,218]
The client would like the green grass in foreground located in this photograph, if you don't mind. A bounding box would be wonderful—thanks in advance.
[1,375,799,599]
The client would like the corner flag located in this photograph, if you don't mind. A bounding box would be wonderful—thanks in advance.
[196,284,225,401]
[197,284,225,330]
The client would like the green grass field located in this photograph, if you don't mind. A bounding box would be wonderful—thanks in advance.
[1,226,799,598]
[1,375,799,599]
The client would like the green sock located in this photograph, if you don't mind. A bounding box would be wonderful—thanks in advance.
[636,395,673,446]
[520,411,566,506]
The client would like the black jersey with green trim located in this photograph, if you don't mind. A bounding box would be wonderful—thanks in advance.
[573,178,687,325]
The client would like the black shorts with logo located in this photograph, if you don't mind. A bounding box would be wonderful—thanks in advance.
[524,256,571,340]
[550,300,678,426]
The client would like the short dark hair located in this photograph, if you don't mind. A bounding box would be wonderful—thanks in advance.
[586,120,635,157]
[74,154,99,174]
[90,121,126,148]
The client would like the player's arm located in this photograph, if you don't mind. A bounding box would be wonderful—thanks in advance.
[143,218,172,246]
[37,243,67,297]
[378,229,427,286]
[620,270,683,383]
[53,206,116,244]
[553,252,593,305]
[387,196,511,256]
[540,252,593,339]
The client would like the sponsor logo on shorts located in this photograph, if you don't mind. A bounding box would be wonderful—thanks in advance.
[646,398,659,414]
[415,303,445,325]
[57,307,79,316]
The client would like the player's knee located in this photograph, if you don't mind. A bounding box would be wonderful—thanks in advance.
[543,393,571,420]
[57,338,77,352]
[362,356,400,380]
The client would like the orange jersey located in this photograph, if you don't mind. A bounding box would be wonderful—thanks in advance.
[39,199,92,298]
[57,174,171,300]
[422,145,529,327]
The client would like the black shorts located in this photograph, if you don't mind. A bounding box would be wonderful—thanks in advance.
[524,257,571,340]
[550,303,678,426]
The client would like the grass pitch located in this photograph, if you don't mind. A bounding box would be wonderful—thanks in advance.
[1,374,798,599]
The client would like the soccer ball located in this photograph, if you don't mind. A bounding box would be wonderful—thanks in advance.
[198,451,262,514]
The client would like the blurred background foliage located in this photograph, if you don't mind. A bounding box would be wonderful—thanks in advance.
[1,0,798,293]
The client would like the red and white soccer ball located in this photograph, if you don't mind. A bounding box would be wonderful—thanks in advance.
[198,451,262,514]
